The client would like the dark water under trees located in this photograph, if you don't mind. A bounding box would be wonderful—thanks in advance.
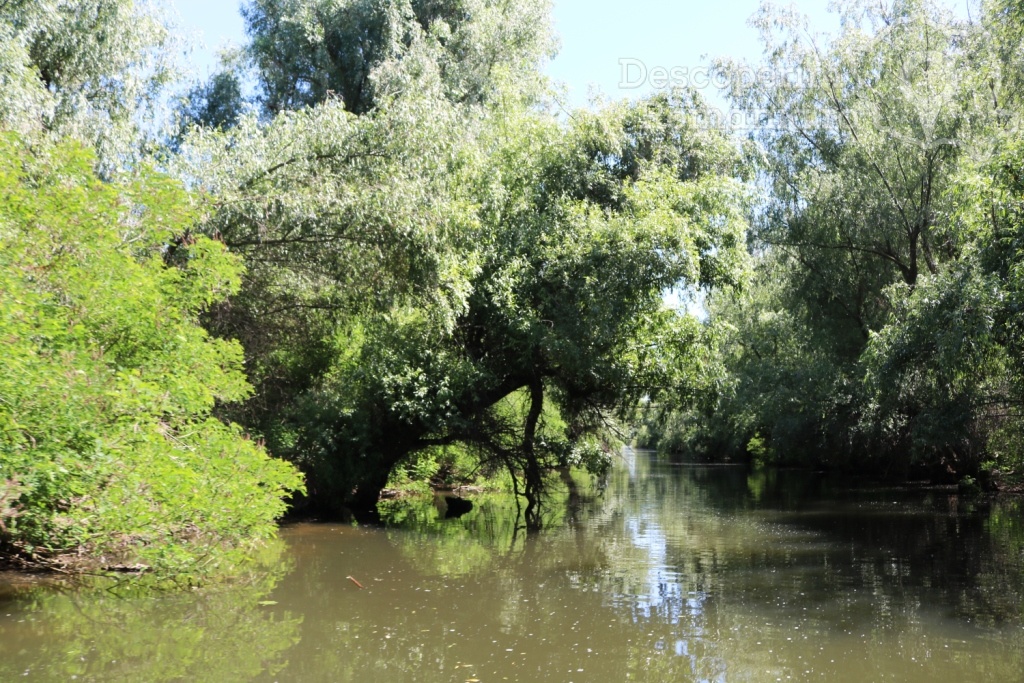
[2,450,1023,682]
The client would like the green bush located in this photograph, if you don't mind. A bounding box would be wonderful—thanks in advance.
[0,134,303,576]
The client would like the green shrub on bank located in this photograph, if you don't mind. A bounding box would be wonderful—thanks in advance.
[0,134,304,576]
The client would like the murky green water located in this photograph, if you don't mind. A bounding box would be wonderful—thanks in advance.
[2,449,1024,682]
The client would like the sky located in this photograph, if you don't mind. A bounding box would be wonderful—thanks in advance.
[545,0,838,108]
[165,0,843,109]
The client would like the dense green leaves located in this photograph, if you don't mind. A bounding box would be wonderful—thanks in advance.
[649,0,1024,483]
[0,135,303,574]
[266,94,749,517]
[171,0,751,516]
[243,0,555,114]
[10,0,1024,571]
[0,0,176,170]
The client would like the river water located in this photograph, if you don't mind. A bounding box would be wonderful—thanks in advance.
[2,449,1023,682]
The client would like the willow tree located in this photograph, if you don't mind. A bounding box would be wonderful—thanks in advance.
[272,93,749,522]
[173,90,480,474]
[0,0,176,169]
[683,0,991,473]
[242,0,556,115]
[176,0,747,519]
[661,0,1024,483]
[172,0,559,472]
[176,85,747,521]
[860,0,1024,481]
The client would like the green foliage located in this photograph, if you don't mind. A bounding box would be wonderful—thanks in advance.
[17,0,1024,579]
[0,0,177,170]
[656,0,1024,482]
[853,5,1024,477]
[745,433,772,465]
[0,134,303,574]
[266,92,749,514]
[388,441,486,492]
[173,90,479,439]
[177,70,246,134]
[862,269,1011,472]
[242,0,556,115]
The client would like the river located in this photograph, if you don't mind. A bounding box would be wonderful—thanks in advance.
[2,449,1023,682]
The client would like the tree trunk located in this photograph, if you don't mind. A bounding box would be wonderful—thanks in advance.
[522,376,545,530]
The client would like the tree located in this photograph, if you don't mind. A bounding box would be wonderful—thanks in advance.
[860,127,1024,481]
[648,0,1024,485]
[0,0,176,170]
[172,90,479,472]
[0,134,303,574]
[725,0,972,313]
[174,0,747,521]
[283,93,748,523]
[678,0,995,475]
[844,0,1024,477]
[178,70,246,134]
[242,0,556,115]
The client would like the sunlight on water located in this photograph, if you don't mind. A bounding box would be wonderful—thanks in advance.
[2,449,1023,682]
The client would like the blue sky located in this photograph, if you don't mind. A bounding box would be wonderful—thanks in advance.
[166,0,842,108]
[545,0,838,108]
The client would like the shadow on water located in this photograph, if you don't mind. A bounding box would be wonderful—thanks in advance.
[669,461,1024,627]
[2,449,1023,682]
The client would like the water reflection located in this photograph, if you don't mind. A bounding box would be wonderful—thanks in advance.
[1,450,1023,682]
[0,543,300,682]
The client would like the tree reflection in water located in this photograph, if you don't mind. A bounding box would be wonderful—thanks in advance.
[0,542,300,682]
[2,451,1023,682]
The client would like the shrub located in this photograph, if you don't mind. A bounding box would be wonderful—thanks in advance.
[0,134,303,576]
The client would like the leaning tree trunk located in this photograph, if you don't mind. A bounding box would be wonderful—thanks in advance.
[521,377,545,530]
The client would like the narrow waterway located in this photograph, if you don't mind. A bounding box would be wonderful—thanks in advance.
[2,449,1023,682]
